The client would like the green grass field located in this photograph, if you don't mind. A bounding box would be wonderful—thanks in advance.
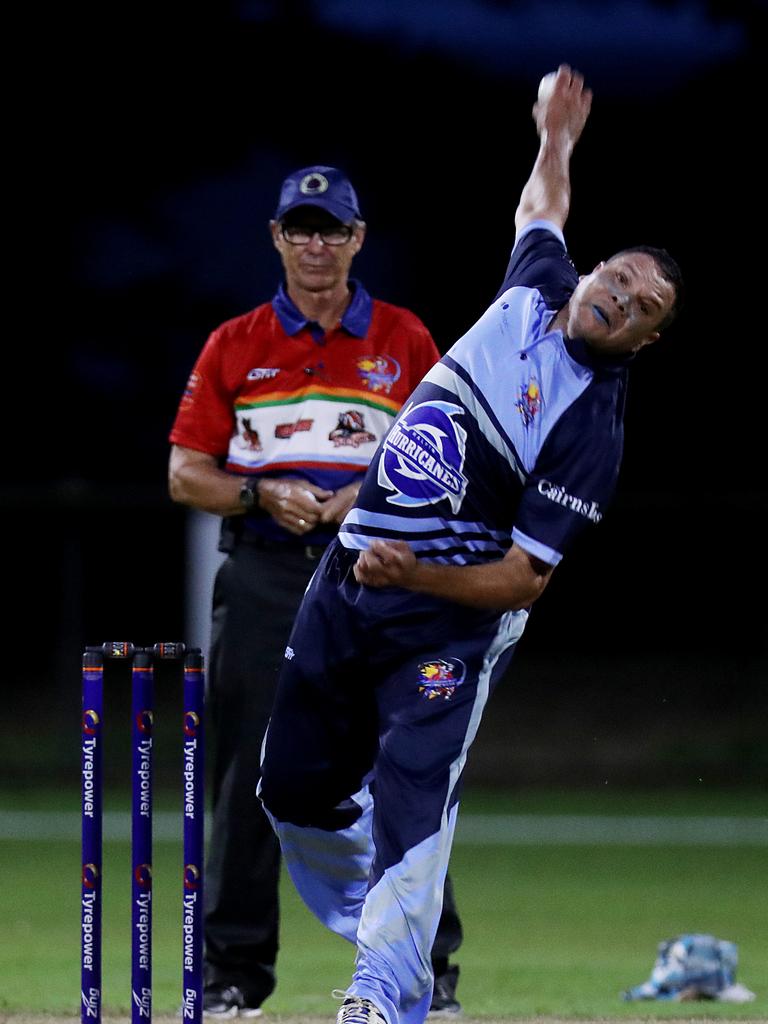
[1,786,765,1020]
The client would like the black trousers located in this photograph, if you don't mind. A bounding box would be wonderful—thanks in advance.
[204,541,462,1003]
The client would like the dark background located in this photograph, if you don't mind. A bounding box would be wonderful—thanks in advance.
[5,0,766,789]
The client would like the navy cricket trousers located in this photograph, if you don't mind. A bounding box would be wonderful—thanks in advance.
[260,541,527,1024]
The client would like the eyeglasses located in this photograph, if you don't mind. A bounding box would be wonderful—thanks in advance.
[280,224,354,246]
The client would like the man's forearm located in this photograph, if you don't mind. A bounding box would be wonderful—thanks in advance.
[514,66,592,232]
[404,557,551,610]
[354,540,553,611]
[168,446,244,516]
[168,444,338,533]
[515,132,574,231]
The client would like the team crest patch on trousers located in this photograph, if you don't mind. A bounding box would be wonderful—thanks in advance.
[417,658,466,700]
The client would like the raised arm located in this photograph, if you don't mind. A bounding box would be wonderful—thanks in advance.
[515,64,592,233]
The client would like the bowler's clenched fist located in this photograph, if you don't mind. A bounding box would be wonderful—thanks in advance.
[354,539,418,588]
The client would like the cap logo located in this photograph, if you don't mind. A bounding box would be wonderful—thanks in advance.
[299,172,329,196]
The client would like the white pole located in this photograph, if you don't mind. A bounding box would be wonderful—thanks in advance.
[184,509,227,658]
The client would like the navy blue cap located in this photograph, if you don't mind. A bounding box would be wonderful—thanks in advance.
[274,165,362,224]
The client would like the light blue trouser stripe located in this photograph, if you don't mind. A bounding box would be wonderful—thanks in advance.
[350,802,460,1024]
[448,609,528,814]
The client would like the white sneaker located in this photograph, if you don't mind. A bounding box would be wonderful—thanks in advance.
[336,996,388,1024]
[718,982,756,1003]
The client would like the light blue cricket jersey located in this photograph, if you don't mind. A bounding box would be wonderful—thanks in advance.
[339,220,631,568]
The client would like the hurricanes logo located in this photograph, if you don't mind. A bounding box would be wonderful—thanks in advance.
[378,401,467,513]
[184,864,201,890]
[418,658,466,701]
[357,354,401,394]
[516,376,542,427]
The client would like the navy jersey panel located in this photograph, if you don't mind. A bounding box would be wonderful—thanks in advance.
[340,221,628,568]
[495,220,578,308]
[514,368,626,556]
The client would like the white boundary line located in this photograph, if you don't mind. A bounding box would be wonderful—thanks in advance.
[1,811,766,845]
[454,813,768,845]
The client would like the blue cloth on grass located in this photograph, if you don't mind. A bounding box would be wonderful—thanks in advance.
[622,933,752,1002]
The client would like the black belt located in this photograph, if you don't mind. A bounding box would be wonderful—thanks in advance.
[238,533,328,561]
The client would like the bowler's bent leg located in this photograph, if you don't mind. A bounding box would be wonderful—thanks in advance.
[262,782,374,943]
[259,556,379,944]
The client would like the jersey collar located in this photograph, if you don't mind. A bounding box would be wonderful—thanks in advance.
[563,333,635,376]
[545,307,634,375]
[272,279,373,338]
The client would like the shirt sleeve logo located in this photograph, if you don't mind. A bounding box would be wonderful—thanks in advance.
[378,400,467,513]
[180,370,201,410]
[537,479,603,522]
[357,354,401,394]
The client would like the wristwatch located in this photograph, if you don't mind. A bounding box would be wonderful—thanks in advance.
[239,476,260,510]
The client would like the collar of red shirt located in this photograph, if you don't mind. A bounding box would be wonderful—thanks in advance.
[272,278,373,338]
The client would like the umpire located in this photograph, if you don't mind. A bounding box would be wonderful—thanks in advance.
[168,165,463,1017]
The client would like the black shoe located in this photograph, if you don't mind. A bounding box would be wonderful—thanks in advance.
[429,964,461,1016]
[203,985,263,1019]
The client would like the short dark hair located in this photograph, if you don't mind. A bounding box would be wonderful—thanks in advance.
[608,245,684,331]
